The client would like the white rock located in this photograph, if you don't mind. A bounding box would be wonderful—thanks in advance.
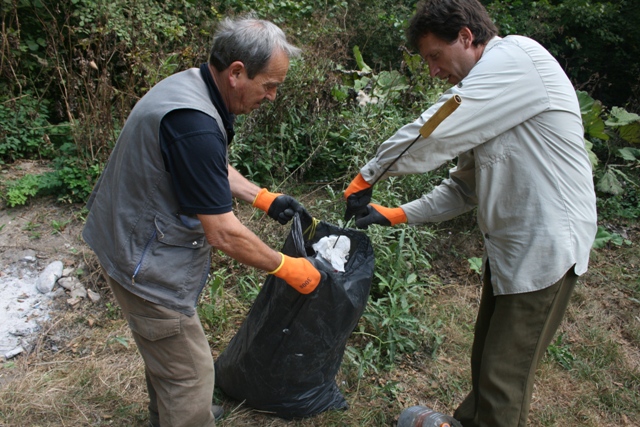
[70,286,87,299]
[36,261,63,294]
[87,289,101,303]
[58,277,82,291]
[4,346,24,359]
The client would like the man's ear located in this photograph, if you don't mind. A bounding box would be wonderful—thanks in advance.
[227,61,245,88]
[460,27,474,48]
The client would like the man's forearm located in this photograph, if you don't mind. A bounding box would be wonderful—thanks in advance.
[198,211,281,271]
[228,165,261,203]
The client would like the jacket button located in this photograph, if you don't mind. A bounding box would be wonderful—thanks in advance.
[192,241,198,246]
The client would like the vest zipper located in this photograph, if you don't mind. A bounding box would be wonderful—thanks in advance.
[132,230,157,285]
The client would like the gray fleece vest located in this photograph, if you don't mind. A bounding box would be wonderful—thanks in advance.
[82,68,227,316]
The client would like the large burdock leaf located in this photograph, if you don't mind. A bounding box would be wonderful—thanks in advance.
[596,169,623,195]
[577,91,608,141]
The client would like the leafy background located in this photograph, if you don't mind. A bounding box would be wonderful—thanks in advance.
[1,1,639,426]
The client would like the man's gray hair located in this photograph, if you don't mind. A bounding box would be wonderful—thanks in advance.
[209,15,301,79]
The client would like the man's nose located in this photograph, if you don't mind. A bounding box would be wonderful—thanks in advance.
[265,87,277,101]
[427,59,438,78]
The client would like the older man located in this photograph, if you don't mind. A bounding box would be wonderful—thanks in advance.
[344,0,597,425]
[83,16,320,427]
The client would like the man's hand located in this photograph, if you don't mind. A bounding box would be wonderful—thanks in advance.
[355,204,407,229]
[269,253,321,294]
[344,173,373,221]
[253,188,308,225]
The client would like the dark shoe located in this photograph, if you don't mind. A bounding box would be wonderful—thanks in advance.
[212,404,224,421]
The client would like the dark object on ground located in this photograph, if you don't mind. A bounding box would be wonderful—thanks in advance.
[215,212,374,419]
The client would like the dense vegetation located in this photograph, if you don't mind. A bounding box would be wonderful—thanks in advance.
[1,1,639,425]
[1,0,638,209]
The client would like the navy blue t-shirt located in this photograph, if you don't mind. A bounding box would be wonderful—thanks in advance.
[159,64,236,215]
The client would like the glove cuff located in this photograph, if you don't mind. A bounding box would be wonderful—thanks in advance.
[344,173,372,198]
[273,255,320,294]
[387,207,408,226]
[267,252,286,274]
[252,188,281,212]
[372,204,408,225]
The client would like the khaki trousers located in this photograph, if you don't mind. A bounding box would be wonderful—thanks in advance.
[104,271,216,427]
[453,262,578,427]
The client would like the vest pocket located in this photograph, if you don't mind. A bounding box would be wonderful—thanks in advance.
[153,213,205,248]
[131,212,208,298]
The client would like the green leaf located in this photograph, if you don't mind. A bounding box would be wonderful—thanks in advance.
[376,71,408,90]
[584,138,599,169]
[619,121,640,144]
[592,226,612,249]
[108,336,130,348]
[609,233,624,246]
[331,85,349,102]
[354,76,370,92]
[605,107,640,127]
[577,91,595,115]
[353,46,371,73]
[468,257,483,275]
[592,226,624,248]
[618,147,640,162]
[577,91,608,141]
[596,169,623,195]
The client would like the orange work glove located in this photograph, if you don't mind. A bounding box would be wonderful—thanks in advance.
[355,204,407,229]
[344,173,373,221]
[269,253,321,294]
[253,188,308,225]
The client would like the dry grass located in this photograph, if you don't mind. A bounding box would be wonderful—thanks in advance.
[1,201,638,426]
[0,314,148,426]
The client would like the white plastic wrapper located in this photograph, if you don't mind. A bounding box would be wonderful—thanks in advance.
[312,235,351,272]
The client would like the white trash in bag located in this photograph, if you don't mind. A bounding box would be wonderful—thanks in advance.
[312,235,351,272]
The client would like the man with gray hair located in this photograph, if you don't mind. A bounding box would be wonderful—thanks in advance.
[83,16,321,427]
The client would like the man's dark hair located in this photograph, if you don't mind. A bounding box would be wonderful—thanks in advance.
[406,0,498,50]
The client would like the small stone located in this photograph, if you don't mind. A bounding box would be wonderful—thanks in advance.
[36,261,63,294]
[87,289,101,303]
[70,286,87,299]
[58,277,82,291]
[67,297,82,306]
[5,346,24,359]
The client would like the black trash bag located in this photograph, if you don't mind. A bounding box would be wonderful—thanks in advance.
[214,212,374,420]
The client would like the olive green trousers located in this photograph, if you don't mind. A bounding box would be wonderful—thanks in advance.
[453,262,578,427]
[104,271,216,427]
